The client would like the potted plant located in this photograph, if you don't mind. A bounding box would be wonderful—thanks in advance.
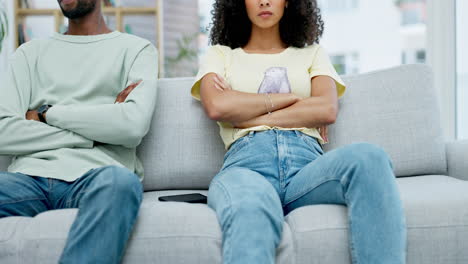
[0,1,8,53]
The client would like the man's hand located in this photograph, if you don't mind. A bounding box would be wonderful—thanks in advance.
[318,126,328,143]
[25,110,40,121]
[115,81,142,103]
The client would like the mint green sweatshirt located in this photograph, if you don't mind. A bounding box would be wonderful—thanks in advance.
[0,31,158,181]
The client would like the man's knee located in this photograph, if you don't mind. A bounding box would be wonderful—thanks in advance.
[93,166,143,201]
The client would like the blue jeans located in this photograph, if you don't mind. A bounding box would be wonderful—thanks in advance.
[208,130,406,264]
[0,165,143,264]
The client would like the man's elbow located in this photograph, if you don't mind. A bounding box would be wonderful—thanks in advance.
[124,134,143,148]
[123,120,149,148]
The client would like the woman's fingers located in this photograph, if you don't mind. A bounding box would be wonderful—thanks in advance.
[323,126,328,142]
[319,126,328,143]
[218,74,232,90]
[213,75,226,91]
[214,74,232,91]
[214,82,223,91]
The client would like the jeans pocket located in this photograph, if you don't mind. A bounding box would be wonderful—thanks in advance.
[299,134,324,155]
[223,135,251,162]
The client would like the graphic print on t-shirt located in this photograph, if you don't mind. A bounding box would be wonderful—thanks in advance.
[257,67,292,94]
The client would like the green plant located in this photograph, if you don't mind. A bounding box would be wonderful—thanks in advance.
[0,1,8,53]
[165,33,199,77]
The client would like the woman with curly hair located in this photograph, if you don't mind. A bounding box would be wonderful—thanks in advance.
[191,0,406,263]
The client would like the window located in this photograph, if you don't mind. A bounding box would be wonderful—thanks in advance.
[317,0,359,13]
[401,49,426,64]
[401,9,423,25]
[331,55,346,75]
[398,0,426,25]
[416,50,425,63]
[318,0,426,75]
[331,53,360,75]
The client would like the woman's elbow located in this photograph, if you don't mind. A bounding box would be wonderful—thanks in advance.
[324,103,338,124]
[205,108,223,121]
[204,100,227,121]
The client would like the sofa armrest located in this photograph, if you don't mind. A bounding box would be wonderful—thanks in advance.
[446,139,468,181]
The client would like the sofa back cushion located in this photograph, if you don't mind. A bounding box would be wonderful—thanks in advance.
[0,65,447,190]
[139,65,447,191]
[138,78,226,191]
[325,64,446,177]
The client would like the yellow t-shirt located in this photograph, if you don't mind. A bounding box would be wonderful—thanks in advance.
[191,44,346,150]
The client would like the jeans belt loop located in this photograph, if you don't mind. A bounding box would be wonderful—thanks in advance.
[293,130,301,137]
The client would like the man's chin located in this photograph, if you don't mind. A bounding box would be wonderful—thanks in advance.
[59,0,77,8]
[59,0,95,19]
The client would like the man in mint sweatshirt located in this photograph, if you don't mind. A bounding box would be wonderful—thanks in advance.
[0,0,158,263]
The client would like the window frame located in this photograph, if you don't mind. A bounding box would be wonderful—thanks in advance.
[427,0,457,140]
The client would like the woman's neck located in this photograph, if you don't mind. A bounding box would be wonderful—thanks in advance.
[244,24,287,52]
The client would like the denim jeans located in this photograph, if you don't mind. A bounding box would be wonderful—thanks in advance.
[208,130,406,264]
[0,165,143,264]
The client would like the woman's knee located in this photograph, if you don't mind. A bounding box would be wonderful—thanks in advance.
[346,143,393,168]
[208,167,282,218]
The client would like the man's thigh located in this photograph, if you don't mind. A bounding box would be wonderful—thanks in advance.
[0,172,50,218]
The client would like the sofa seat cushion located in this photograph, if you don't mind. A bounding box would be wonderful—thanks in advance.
[126,190,294,264]
[285,175,468,264]
[0,190,294,264]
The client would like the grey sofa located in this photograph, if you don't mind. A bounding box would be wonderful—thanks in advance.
[0,64,467,263]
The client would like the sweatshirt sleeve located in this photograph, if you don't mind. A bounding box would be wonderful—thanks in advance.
[46,44,158,149]
[0,48,94,156]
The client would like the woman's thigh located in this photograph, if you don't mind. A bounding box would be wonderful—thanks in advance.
[283,142,395,215]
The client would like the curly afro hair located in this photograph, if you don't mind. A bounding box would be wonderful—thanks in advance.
[209,0,324,49]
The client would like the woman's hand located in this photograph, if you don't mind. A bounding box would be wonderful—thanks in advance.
[318,126,328,143]
[213,74,232,91]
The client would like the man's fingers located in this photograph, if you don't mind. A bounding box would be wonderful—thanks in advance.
[115,81,142,103]
[124,87,132,95]
[126,84,137,92]
[125,81,142,91]
[125,81,141,93]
